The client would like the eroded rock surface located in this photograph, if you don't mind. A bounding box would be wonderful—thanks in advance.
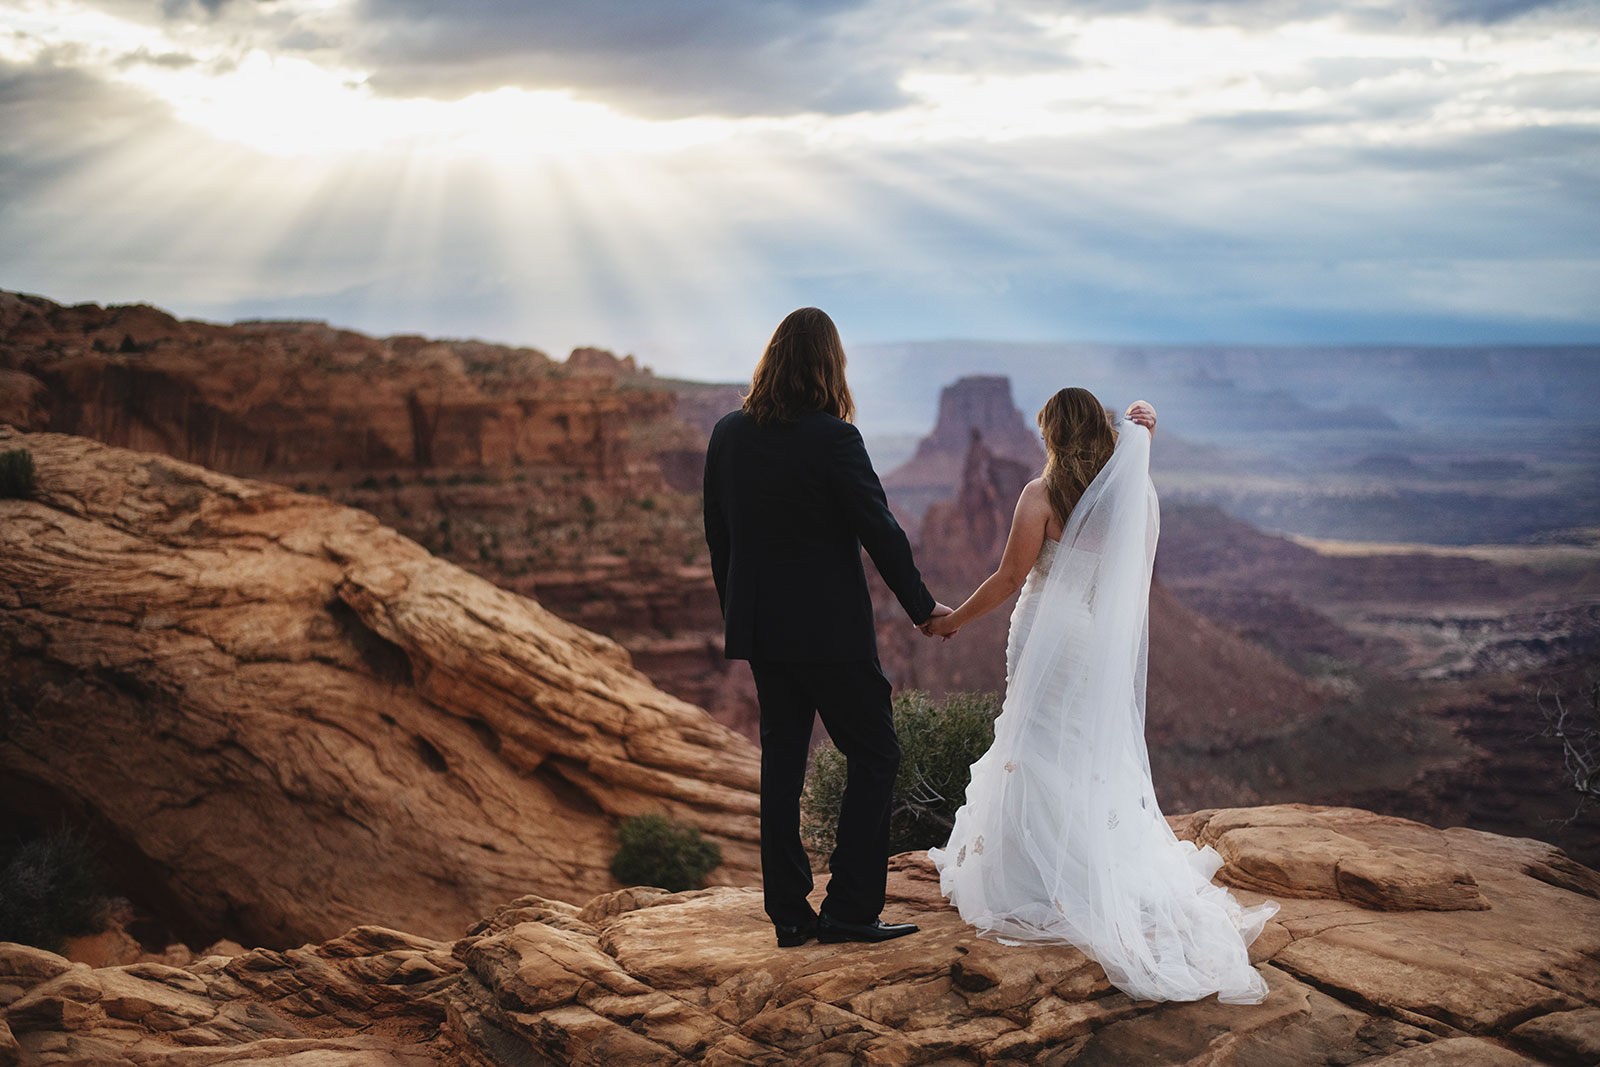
[0,289,756,738]
[5,805,1594,1066]
[0,428,759,949]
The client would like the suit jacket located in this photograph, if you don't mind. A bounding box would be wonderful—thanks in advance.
[703,408,937,662]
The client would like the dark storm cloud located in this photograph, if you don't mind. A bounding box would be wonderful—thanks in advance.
[0,55,152,171]
[113,46,202,70]
[306,0,1600,119]
[1425,0,1589,22]
[0,58,172,249]
[161,0,271,14]
[345,0,914,117]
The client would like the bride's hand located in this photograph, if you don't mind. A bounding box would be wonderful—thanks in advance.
[1125,400,1157,431]
[921,606,961,639]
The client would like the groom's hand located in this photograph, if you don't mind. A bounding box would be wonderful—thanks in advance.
[919,603,958,640]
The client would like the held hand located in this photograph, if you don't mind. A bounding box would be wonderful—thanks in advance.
[919,603,960,640]
[1125,400,1157,432]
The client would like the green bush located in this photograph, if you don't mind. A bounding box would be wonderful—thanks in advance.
[609,814,722,892]
[802,690,1001,856]
[0,448,36,499]
[0,825,110,952]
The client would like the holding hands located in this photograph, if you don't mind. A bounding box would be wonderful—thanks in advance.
[920,603,959,640]
[915,399,1155,648]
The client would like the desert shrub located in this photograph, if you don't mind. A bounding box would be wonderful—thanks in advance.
[0,824,110,952]
[802,690,1001,855]
[610,814,722,892]
[0,448,36,499]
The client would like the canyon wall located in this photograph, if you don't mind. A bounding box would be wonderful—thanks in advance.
[0,427,760,951]
[884,375,1044,530]
[0,291,758,737]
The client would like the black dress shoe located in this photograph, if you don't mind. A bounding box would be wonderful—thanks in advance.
[817,913,920,944]
[774,920,817,947]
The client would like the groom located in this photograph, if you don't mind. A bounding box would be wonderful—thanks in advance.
[703,307,953,948]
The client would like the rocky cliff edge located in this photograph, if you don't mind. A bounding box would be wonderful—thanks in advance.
[2,804,1598,1066]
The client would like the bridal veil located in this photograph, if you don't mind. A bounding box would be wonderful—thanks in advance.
[929,419,1277,1005]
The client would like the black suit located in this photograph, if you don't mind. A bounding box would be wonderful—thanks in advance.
[703,408,936,926]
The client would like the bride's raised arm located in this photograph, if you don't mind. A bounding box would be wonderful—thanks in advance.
[923,479,1052,637]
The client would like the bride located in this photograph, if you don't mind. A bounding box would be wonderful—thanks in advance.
[922,388,1278,1005]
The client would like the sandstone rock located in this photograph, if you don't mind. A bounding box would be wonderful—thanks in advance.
[4,966,104,1034]
[0,291,668,480]
[1354,1037,1544,1065]
[0,289,757,742]
[1508,1006,1600,1066]
[0,369,45,431]
[3,805,1595,1066]
[434,804,1600,1065]
[0,922,460,1064]
[0,947,70,993]
[883,375,1044,525]
[1187,805,1488,911]
[0,427,759,949]
[60,926,143,969]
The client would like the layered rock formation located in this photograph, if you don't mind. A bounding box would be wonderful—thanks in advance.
[884,376,1044,529]
[0,427,759,951]
[6,805,1598,1066]
[0,293,699,478]
[0,290,759,737]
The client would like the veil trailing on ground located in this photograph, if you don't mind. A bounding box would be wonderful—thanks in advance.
[929,419,1277,1005]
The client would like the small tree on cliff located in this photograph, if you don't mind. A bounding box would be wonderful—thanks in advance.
[802,690,1000,856]
[0,823,111,952]
[0,448,35,498]
[610,815,722,893]
[1538,674,1600,824]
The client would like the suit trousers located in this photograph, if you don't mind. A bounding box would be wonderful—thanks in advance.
[748,657,901,928]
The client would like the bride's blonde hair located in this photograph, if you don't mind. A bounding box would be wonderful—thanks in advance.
[1038,387,1116,526]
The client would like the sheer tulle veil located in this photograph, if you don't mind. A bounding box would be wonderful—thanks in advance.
[928,417,1278,1005]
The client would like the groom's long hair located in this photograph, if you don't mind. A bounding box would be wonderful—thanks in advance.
[743,307,856,424]
[1038,387,1117,526]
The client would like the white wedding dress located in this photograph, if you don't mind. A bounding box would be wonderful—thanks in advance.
[928,419,1277,1005]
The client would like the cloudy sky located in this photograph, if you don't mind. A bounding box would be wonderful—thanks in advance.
[2,0,1597,377]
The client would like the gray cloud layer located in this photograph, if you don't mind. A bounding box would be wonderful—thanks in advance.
[324,0,1599,116]
[2,1,1597,365]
